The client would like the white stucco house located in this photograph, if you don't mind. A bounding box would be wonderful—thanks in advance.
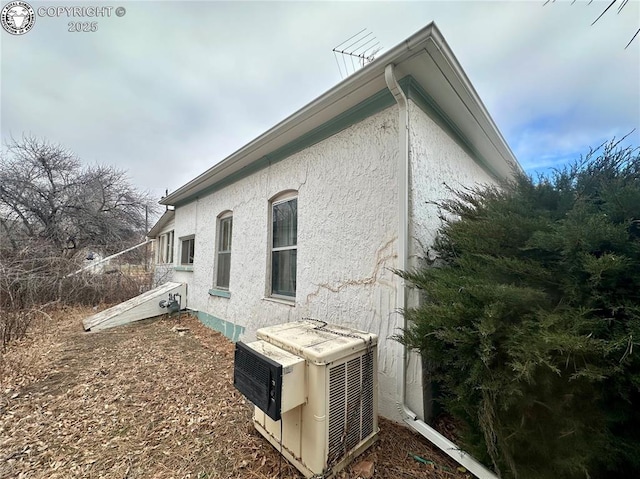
[150,22,519,474]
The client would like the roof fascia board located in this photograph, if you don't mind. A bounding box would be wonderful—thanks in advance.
[424,32,520,174]
[401,76,502,180]
[147,210,175,237]
[162,24,438,206]
[172,86,397,207]
[163,22,521,206]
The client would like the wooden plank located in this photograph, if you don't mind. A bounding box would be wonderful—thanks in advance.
[83,282,186,331]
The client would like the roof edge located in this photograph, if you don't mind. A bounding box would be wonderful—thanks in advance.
[162,22,521,206]
[147,209,175,238]
[425,26,520,174]
[161,23,438,205]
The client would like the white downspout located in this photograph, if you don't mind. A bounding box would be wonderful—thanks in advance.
[384,64,498,479]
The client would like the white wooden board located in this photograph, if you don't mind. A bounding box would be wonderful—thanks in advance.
[82,282,187,331]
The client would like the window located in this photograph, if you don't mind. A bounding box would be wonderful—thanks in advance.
[157,230,174,264]
[271,196,297,298]
[157,237,164,263]
[165,231,174,263]
[216,214,232,289]
[180,236,195,265]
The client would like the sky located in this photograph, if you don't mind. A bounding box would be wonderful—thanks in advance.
[1,0,639,206]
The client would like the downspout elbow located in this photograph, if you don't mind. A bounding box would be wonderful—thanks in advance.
[384,65,408,111]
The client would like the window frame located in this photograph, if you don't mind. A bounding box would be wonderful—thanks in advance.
[179,235,195,266]
[157,230,174,264]
[215,212,233,290]
[269,192,298,300]
[157,235,165,264]
[165,230,174,264]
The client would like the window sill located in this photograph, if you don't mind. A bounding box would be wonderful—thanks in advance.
[262,296,296,307]
[209,288,231,299]
[174,265,194,272]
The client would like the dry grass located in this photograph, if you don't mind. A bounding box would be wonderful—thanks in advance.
[0,308,472,479]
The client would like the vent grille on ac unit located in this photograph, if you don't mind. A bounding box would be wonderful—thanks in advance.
[234,342,283,421]
[327,350,374,466]
[361,350,374,438]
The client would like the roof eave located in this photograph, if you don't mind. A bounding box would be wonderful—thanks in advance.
[147,209,175,238]
[160,23,438,206]
[426,27,521,177]
[161,22,520,206]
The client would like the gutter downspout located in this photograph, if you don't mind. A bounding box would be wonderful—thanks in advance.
[384,64,498,479]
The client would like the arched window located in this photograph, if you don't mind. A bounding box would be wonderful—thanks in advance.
[270,192,297,298]
[216,211,233,289]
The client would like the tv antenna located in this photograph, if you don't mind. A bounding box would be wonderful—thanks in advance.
[332,29,382,79]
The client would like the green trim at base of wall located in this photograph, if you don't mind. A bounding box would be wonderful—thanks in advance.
[194,310,244,342]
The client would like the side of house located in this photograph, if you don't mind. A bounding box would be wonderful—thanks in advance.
[164,98,502,420]
[153,23,519,425]
[170,105,402,417]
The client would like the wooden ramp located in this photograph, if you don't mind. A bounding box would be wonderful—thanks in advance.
[83,282,187,332]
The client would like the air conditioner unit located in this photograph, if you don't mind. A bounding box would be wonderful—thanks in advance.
[233,320,378,478]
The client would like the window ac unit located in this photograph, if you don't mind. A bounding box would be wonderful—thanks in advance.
[233,320,378,478]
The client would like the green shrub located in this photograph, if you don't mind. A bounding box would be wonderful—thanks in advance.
[398,140,640,478]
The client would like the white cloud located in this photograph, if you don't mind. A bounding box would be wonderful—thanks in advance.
[2,0,638,202]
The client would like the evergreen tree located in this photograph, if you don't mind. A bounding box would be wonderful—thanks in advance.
[398,139,640,478]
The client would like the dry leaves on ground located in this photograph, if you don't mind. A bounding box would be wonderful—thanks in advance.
[0,308,472,479]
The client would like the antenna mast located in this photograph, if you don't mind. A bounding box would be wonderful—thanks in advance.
[332,29,382,79]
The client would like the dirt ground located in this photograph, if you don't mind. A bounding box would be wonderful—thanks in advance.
[0,308,472,479]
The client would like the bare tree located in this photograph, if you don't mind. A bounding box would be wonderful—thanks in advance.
[545,0,639,48]
[0,135,156,257]
[0,136,158,346]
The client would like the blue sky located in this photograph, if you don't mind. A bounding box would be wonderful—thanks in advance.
[1,1,638,201]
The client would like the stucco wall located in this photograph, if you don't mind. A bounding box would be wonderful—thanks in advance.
[153,264,175,287]
[172,105,402,419]
[405,100,499,420]
[170,99,502,423]
[408,102,496,257]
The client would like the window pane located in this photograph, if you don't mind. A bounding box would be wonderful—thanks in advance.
[181,241,188,264]
[158,236,165,263]
[217,252,231,288]
[219,217,232,252]
[273,199,297,248]
[216,217,232,288]
[272,249,297,297]
[181,238,194,265]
